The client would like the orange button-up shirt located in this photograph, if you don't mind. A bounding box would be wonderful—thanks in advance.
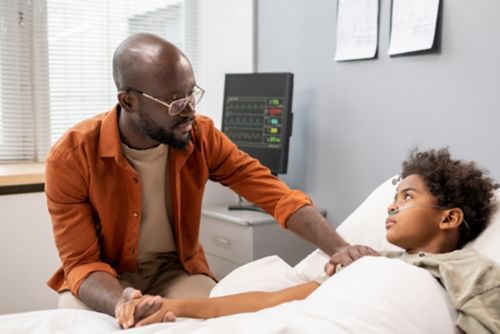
[45,106,312,297]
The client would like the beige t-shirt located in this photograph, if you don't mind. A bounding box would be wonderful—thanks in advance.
[382,249,500,334]
[122,143,176,263]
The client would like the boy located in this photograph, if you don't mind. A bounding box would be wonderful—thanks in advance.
[117,148,500,333]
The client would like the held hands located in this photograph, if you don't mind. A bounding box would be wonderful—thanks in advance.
[132,300,177,327]
[115,287,175,329]
[324,245,379,276]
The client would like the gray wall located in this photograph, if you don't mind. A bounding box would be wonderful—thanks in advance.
[257,0,500,225]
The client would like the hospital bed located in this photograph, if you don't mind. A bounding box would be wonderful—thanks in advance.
[1,175,499,334]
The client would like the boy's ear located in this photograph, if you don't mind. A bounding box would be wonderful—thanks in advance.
[439,208,464,231]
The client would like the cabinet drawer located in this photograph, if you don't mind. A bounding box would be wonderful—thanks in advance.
[205,253,240,280]
[200,215,253,264]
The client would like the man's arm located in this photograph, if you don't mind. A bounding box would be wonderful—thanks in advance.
[80,272,163,329]
[78,272,124,315]
[285,205,349,255]
[202,124,378,272]
[286,206,379,275]
[117,281,319,327]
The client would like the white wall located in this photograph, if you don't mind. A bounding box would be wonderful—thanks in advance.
[258,0,500,225]
[195,0,255,127]
[0,192,59,314]
[194,0,255,206]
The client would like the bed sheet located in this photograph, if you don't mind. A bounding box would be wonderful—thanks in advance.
[0,256,458,334]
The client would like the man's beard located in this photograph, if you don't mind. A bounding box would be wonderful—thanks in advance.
[138,112,190,150]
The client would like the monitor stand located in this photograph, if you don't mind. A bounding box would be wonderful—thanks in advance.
[228,195,265,213]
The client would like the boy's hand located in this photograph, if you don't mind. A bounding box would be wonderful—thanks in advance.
[135,300,177,327]
[115,287,163,329]
[324,245,379,276]
[136,309,177,327]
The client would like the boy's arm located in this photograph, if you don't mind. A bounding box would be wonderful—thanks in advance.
[124,281,319,327]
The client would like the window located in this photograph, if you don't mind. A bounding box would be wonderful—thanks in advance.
[0,1,43,161]
[0,0,254,163]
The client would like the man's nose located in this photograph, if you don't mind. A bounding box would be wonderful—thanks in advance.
[178,103,195,117]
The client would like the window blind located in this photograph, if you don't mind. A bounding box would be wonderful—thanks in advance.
[0,0,254,163]
[46,0,199,149]
[0,0,199,162]
[0,1,45,162]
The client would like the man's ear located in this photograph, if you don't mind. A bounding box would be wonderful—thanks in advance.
[439,208,464,231]
[117,91,138,112]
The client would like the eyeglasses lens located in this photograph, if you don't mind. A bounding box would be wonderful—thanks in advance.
[169,88,203,115]
[170,99,188,115]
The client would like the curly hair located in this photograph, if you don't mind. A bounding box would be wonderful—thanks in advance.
[401,148,498,248]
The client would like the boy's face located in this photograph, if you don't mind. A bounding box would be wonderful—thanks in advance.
[385,174,445,253]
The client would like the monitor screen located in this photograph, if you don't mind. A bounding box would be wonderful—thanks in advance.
[221,73,294,175]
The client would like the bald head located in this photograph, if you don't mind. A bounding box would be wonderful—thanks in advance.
[112,33,192,91]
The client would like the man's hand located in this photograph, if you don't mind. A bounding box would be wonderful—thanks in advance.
[115,287,164,329]
[324,245,379,276]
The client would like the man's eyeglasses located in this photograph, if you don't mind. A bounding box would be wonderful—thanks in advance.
[123,85,205,116]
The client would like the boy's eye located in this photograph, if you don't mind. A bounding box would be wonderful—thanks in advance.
[404,193,412,200]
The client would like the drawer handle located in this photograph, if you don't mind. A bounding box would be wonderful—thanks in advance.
[213,235,230,246]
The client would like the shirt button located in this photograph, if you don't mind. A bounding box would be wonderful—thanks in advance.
[132,177,138,183]
[133,212,139,218]
[129,248,136,253]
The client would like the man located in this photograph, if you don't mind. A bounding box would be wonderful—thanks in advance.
[45,33,374,323]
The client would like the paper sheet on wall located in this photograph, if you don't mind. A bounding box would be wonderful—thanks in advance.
[334,0,378,61]
[388,0,440,55]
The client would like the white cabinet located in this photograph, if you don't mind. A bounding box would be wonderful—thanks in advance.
[0,192,59,313]
[200,206,316,279]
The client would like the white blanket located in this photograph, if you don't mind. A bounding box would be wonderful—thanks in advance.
[0,256,458,334]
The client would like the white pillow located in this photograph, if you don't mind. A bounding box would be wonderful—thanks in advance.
[464,188,500,264]
[336,174,402,252]
[294,175,401,278]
